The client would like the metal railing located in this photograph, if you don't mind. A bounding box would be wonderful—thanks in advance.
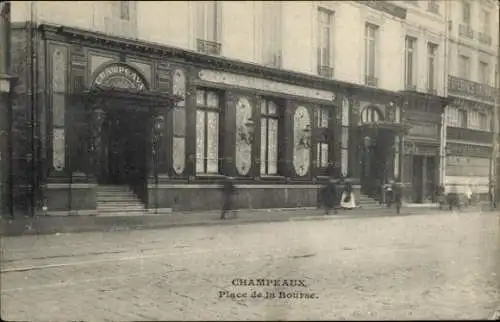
[196,39,222,56]
[317,65,334,78]
[459,24,474,39]
[365,75,378,87]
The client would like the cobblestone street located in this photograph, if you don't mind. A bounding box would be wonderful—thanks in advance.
[1,211,500,321]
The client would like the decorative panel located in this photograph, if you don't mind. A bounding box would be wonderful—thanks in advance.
[235,97,253,176]
[157,62,171,92]
[293,106,311,177]
[53,128,65,171]
[172,137,185,175]
[407,123,439,138]
[51,45,68,172]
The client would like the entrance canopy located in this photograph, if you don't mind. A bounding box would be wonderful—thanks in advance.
[81,86,184,113]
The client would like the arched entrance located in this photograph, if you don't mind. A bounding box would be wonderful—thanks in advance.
[84,63,177,206]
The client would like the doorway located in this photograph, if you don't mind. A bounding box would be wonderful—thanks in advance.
[411,155,437,203]
[99,109,150,188]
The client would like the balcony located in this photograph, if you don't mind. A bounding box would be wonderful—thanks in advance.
[317,65,334,79]
[478,32,492,46]
[427,88,437,95]
[458,24,474,39]
[446,127,493,144]
[264,54,282,68]
[405,84,417,91]
[427,2,439,14]
[447,75,497,102]
[196,39,222,56]
[365,75,378,87]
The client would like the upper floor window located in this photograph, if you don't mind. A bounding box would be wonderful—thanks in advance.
[196,1,222,55]
[478,112,488,131]
[480,9,490,35]
[479,61,489,84]
[262,2,283,68]
[196,88,221,175]
[120,1,130,20]
[462,1,471,25]
[427,42,438,92]
[260,99,280,176]
[405,36,417,89]
[317,8,335,78]
[458,55,471,79]
[427,0,439,14]
[364,23,379,86]
[447,106,467,128]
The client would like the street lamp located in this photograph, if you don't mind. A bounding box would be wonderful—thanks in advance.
[152,114,164,214]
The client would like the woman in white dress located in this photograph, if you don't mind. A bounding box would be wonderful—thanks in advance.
[340,182,356,209]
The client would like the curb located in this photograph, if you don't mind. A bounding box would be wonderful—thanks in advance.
[0,206,495,237]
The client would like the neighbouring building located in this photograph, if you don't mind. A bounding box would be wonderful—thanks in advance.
[443,0,500,201]
[3,1,459,216]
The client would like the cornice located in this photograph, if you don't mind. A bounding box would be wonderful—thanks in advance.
[38,23,404,101]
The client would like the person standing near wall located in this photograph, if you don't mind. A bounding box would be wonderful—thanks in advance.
[220,176,236,220]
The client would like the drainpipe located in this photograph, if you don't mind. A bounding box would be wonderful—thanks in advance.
[439,0,451,189]
[492,23,500,208]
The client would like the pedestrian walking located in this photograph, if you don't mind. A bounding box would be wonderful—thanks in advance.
[340,181,356,210]
[465,184,472,207]
[438,185,446,210]
[322,178,338,215]
[385,180,394,208]
[220,176,236,220]
[393,180,403,214]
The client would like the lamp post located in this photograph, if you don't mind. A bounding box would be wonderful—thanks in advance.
[152,114,164,214]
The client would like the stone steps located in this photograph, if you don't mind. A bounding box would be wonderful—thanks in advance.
[96,185,146,215]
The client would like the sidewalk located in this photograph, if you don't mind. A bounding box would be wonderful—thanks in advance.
[0,203,495,237]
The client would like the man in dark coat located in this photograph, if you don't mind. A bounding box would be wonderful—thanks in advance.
[221,176,236,220]
[393,180,403,214]
[322,178,338,215]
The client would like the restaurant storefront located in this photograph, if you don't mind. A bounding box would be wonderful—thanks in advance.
[6,23,432,215]
[445,76,496,201]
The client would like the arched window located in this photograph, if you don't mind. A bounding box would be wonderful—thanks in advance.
[360,105,383,124]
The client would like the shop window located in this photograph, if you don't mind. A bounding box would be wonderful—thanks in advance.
[196,88,221,175]
[260,98,280,176]
[316,105,330,169]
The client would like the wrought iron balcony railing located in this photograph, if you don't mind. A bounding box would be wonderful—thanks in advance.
[365,75,378,87]
[405,84,417,91]
[459,24,474,39]
[427,88,437,95]
[447,75,497,102]
[478,32,492,46]
[317,65,334,78]
[196,39,222,56]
